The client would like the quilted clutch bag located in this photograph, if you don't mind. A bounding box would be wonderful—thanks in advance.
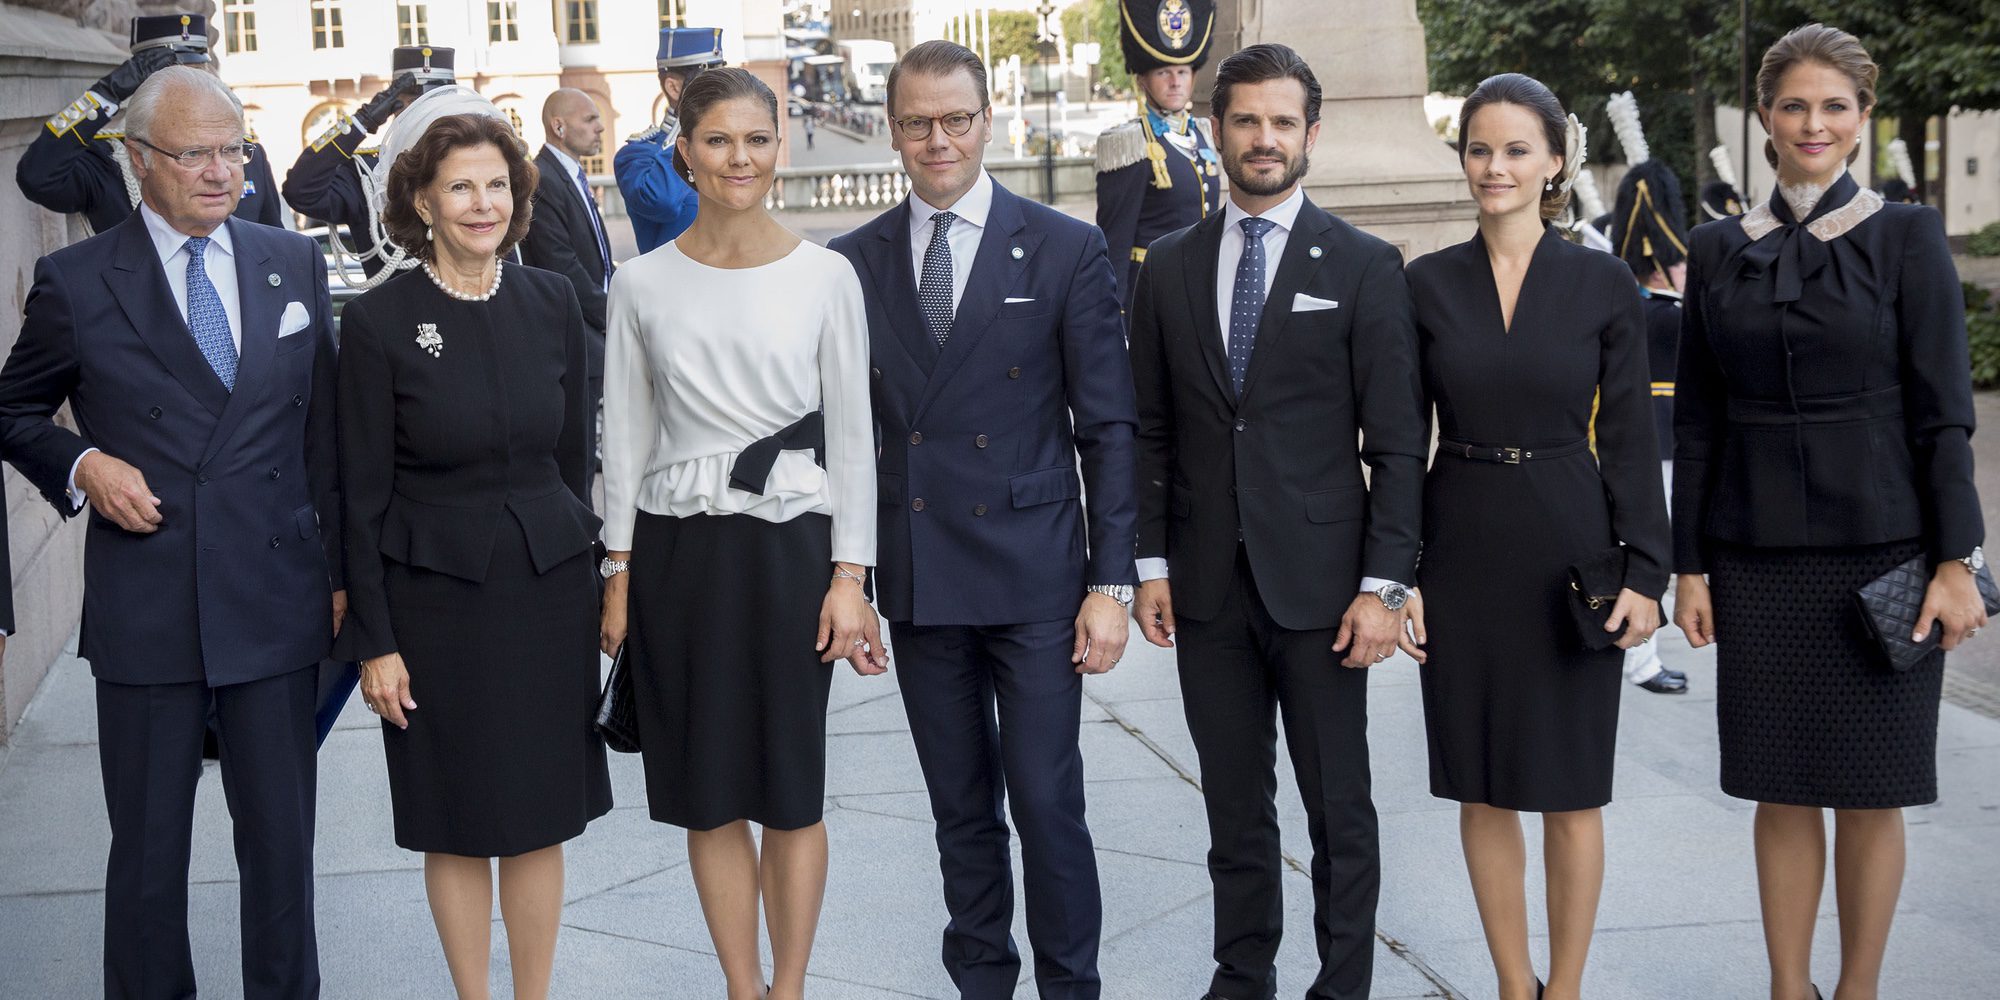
[1853,556,2000,672]
[595,642,641,753]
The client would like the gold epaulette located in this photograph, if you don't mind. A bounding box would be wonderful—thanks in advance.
[1095,120,1148,173]
[45,91,111,143]
[1191,116,1215,147]
[309,113,357,156]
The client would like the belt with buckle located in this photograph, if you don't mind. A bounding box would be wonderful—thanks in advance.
[1436,437,1591,465]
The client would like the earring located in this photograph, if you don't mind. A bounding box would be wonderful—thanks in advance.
[425,224,433,242]
[1545,178,1555,192]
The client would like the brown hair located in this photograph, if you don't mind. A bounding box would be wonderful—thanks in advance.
[670,67,779,183]
[1756,23,1877,168]
[1458,73,1571,222]
[1211,43,1322,127]
[886,40,987,116]
[382,113,537,259]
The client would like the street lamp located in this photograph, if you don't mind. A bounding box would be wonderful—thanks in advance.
[1036,0,1057,203]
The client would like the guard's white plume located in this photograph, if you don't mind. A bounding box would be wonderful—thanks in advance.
[1606,91,1648,165]
[1709,145,1738,188]
[1888,138,1917,186]
[1571,167,1607,221]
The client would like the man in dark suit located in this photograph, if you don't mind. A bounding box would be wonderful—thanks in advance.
[1126,45,1427,1000]
[828,39,1137,1000]
[520,87,615,464]
[0,66,341,1000]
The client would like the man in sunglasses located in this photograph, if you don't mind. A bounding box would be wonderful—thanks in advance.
[17,13,284,235]
[614,26,726,254]
[828,38,1136,1000]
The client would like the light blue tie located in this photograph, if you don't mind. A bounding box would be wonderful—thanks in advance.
[1228,217,1275,397]
[182,237,237,391]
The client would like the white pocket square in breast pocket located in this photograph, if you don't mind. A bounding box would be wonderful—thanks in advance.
[1004,297,1037,304]
[277,301,310,337]
[1292,293,1339,312]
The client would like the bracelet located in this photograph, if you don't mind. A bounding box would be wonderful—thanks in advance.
[832,567,867,586]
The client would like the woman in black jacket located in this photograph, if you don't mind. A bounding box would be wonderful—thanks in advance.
[1673,24,1986,1000]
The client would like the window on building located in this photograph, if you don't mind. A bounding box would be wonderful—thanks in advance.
[488,1,519,43]
[222,0,257,53]
[565,1,599,42]
[310,0,343,49]
[659,0,686,28]
[398,1,429,45]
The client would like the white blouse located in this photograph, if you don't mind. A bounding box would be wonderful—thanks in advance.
[601,239,876,566]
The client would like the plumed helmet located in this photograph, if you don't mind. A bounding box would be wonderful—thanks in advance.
[1119,0,1216,75]
[1608,159,1689,277]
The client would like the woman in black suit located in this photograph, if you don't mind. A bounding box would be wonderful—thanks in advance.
[1673,25,1985,1000]
[336,107,611,1000]
[1408,74,1668,1000]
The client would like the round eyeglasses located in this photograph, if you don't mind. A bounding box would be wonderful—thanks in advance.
[891,106,988,141]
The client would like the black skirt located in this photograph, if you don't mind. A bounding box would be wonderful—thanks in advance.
[1708,538,1943,809]
[381,518,613,856]
[627,510,835,831]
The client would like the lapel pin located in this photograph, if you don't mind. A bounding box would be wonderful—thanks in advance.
[1011,246,1024,260]
[267,273,282,286]
[1308,246,1323,259]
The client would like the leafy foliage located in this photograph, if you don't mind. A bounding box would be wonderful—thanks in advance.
[1062,0,1131,94]
[988,10,1045,74]
[1964,282,2000,389]
[1968,221,2000,258]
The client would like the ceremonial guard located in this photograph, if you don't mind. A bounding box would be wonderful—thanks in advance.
[16,13,282,233]
[1700,146,1748,222]
[615,27,726,254]
[280,45,459,284]
[1093,0,1221,313]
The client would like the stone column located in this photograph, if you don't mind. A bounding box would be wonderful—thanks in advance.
[1208,0,1473,258]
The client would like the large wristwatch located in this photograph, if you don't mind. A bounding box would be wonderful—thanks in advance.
[1960,547,1985,573]
[1374,582,1411,611]
[1087,584,1135,608]
[599,557,630,579]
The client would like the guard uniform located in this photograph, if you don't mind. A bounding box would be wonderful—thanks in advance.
[17,14,281,233]
[281,45,457,280]
[616,27,724,254]
[1095,0,1219,314]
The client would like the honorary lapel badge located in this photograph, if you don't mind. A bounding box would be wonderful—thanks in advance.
[1011,246,1025,260]
[1309,246,1324,259]
[416,322,443,358]
[267,272,282,286]
[1157,0,1193,51]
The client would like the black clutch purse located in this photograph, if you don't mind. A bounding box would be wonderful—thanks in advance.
[1567,546,1630,651]
[595,642,641,753]
[1853,555,2000,672]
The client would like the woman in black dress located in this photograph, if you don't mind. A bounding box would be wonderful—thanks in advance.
[337,106,611,1000]
[1672,25,1985,1000]
[1409,74,1668,1000]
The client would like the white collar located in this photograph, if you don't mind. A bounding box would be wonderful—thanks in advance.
[1221,184,1305,236]
[139,201,233,262]
[910,169,994,231]
[544,143,583,179]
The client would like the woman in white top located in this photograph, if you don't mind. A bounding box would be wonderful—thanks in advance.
[597,68,883,1000]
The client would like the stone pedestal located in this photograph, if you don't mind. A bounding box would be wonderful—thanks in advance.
[1209,0,1473,259]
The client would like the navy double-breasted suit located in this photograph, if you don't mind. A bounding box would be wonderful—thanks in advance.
[830,177,1137,999]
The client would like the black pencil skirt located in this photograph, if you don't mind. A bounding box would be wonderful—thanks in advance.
[626,510,835,831]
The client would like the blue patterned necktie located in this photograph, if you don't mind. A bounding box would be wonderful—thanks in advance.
[182,236,237,391]
[919,210,958,346]
[1228,217,1275,397]
[576,165,612,291]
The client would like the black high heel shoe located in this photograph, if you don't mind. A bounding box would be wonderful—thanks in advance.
[1536,978,1545,1000]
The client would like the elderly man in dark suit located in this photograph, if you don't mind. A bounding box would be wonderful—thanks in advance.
[520,87,615,463]
[1127,44,1427,1000]
[828,39,1137,1000]
[0,66,341,1000]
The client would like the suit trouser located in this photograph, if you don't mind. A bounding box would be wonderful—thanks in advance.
[1175,549,1379,1000]
[96,665,320,1000]
[890,619,1102,1000]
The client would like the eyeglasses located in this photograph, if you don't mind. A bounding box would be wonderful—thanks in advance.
[129,137,255,169]
[891,106,987,141]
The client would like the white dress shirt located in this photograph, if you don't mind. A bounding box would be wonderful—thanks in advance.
[1138,187,1402,597]
[544,143,594,211]
[600,240,876,566]
[906,168,994,309]
[69,206,245,512]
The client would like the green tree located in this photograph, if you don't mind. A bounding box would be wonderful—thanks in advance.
[1062,0,1130,95]
[988,10,1045,77]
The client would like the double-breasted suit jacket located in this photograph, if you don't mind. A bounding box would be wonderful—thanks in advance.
[0,212,341,686]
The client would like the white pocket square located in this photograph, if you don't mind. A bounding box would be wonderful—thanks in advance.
[1004,297,1037,304]
[277,301,310,337]
[1292,293,1339,312]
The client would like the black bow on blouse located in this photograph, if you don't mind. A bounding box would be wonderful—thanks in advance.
[1740,171,1859,303]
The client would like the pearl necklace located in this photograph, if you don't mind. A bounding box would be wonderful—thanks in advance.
[422,258,504,302]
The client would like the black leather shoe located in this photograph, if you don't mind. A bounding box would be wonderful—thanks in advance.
[1637,671,1689,694]
[1662,666,1687,680]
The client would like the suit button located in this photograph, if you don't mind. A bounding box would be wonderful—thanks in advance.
[974,434,988,448]
[197,473,209,485]
[269,536,281,548]
[1008,367,1022,379]
[148,407,163,419]
[292,394,304,407]
[973,503,988,516]
[911,498,926,512]
[909,431,923,445]
[1234,418,1247,432]
[269,468,281,480]
[872,367,882,379]
[1228,486,1237,496]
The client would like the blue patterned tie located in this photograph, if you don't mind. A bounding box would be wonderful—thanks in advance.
[183,237,237,391]
[577,165,612,291]
[919,210,958,346]
[1228,217,1275,397]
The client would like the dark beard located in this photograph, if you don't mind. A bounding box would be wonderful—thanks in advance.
[1225,147,1310,197]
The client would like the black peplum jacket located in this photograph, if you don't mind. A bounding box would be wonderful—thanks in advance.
[1673,171,1982,573]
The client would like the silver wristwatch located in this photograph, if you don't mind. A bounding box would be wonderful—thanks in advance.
[1087,584,1135,608]
[1960,547,1985,573]
[599,557,630,579]
[1374,582,1411,611]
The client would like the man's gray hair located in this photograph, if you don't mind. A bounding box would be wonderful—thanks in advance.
[124,65,244,161]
